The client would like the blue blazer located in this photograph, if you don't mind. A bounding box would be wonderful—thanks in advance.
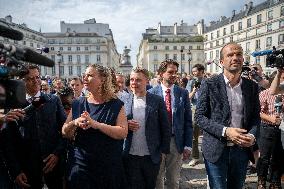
[123,92,171,164]
[148,85,193,153]
[195,74,260,163]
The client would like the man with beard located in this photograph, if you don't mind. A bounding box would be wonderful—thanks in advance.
[195,42,260,189]
[149,59,192,189]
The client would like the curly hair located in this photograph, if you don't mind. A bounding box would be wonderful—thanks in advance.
[158,59,179,74]
[88,64,117,101]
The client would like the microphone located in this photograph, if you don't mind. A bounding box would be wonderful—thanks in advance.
[23,96,46,114]
[36,47,49,54]
[274,96,283,114]
[0,43,55,67]
[251,50,273,57]
[23,48,54,67]
[0,23,24,41]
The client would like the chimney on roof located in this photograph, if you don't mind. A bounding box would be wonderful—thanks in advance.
[244,4,248,11]
[5,15,12,23]
[232,10,236,17]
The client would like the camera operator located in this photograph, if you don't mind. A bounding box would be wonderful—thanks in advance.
[1,64,67,189]
[257,71,284,188]
[0,110,25,189]
[188,63,205,167]
[249,64,270,90]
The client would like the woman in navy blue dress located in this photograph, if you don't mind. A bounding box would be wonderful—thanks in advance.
[62,64,128,189]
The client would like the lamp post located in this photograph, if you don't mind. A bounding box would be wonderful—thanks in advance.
[180,49,183,74]
[187,50,192,75]
[56,51,62,78]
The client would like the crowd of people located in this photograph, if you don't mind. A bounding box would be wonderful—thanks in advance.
[0,42,283,189]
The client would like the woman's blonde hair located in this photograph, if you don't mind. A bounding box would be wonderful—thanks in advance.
[88,64,117,101]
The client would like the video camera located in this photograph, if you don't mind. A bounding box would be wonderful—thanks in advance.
[0,22,55,108]
[251,46,284,68]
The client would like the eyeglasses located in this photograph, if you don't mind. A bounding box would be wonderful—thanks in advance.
[25,76,41,82]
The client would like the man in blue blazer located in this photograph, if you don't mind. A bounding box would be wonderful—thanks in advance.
[123,68,171,189]
[149,59,192,189]
[195,42,260,189]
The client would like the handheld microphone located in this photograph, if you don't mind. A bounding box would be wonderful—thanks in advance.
[274,96,283,114]
[0,23,24,41]
[251,50,273,57]
[23,96,46,114]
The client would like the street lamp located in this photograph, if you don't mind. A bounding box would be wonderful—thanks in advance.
[180,49,183,74]
[187,50,192,74]
[56,51,62,78]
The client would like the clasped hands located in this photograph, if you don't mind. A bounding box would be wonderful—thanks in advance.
[225,128,255,147]
[74,111,98,130]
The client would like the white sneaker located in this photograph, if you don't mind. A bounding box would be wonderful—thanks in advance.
[188,159,199,166]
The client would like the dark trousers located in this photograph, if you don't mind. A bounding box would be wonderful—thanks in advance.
[257,123,284,183]
[123,154,160,189]
[204,145,249,189]
[0,160,13,189]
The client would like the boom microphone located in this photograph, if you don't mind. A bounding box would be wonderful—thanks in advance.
[251,50,273,57]
[24,48,54,67]
[0,23,24,41]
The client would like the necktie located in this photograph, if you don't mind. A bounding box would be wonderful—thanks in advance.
[165,89,172,125]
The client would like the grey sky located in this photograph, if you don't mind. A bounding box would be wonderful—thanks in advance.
[0,0,265,65]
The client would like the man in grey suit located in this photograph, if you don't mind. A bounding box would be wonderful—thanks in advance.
[123,68,171,189]
[195,42,260,189]
[149,59,193,189]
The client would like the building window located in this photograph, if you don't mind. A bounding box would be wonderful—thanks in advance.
[204,53,207,61]
[256,39,261,49]
[281,6,284,16]
[181,64,185,73]
[247,18,252,28]
[210,51,213,59]
[85,46,89,51]
[30,43,33,47]
[68,47,71,51]
[211,33,213,40]
[77,66,81,76]
[279,34,284,44]
[246,42,250,52]
[165,54,169,59]
[23,41,26,45]
[37,44,40,48]
[267,23,272,32]
[51,55,55,62]
[173,46,177,50]
[68,55,72,62]
[59,47,63,51]
[96,55,101,62]
[230,25,234,33]
[154,64,158,72]
[216,40,219,46]
[229,36,233,42]
[210,42,213,48]
[216,50,220,59]
[223,28,226,36]
[280,19,284,28]
[197,45,201,50]
[268,10,273,20]
[50,47,54,51]
[222,38,225,44]
[85,55,89,63]
[256,56,260,64]
[173,54,177,60]
[153,54,158,61]
[154,45,157,50]
[238,22,242,30]
[217,30,220,38]
[257,14,262,24]
[77,55,81,63]
[165,46,169,50]
[96,46,100,50]
[59,66,64,75]
[69,66,73,75]
[266,37,272,47]
[51,67,55,75]
[76,47,80,51]
[181,54,185,61]
[181,46,184,50]
[205,35,208,41]
[188,46,192,50]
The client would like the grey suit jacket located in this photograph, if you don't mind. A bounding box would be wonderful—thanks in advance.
[195,74,260,163]
[148,84,193,153]
[123,92,171,164]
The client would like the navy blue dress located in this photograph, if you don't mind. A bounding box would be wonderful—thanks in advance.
[66,97,125,189]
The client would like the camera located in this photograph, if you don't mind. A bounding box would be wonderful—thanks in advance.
[0,24,55,108]
[251,46,284,68]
